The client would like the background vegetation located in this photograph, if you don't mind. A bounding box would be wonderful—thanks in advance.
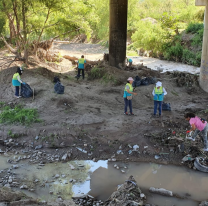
[0,0,205,66]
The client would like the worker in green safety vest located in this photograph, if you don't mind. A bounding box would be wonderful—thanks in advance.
[12,66,26,98]
[76,55,86,80]
[126,57,133,66]
[123,77,137,115]
[152,81,167,117]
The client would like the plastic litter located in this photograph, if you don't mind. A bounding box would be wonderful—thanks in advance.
[154,155,160,160]
[21,83,33,98]
[162,102,171,111]
[133,145,139,151]
[54,82,64,94]
[182,155,195,162]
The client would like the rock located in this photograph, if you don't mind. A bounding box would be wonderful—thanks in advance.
[61,153,69,161]
[35,145,43,150]
[72,194,87,199]
[20,184,28,189]
[35,136,39,140]
[12,165,19,169]
[54,174,60,178]
[199,201,208,206]
[149,187,173,197]
[69,164,75,170]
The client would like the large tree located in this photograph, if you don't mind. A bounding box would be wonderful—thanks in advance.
[0,0,97,64]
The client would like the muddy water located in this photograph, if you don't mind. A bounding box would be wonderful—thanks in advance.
[0,157,207,206]
[89,162,205,206]
[0,155,10,170]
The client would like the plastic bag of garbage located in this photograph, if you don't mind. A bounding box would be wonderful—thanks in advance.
[132,76,141,87]
[21,83,33,98]
[141,77,149,86]
[146,77,156,84]
[162,102,171,111]
[54,82,64,94]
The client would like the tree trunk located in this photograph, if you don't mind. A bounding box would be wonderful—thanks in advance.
[22,0,29,64]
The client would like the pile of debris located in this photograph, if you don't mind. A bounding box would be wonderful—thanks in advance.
[171,71,199,87]
[72,194,104,206]
[104,175,146,206]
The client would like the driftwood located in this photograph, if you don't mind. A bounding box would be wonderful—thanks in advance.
[63,55,100,65]
[37,48,62,62]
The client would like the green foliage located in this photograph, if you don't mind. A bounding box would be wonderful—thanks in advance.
[182,49,201,66]
[186,23,204,33]
[87,67,106,80]
[191,29,203,47]
[0,105,41,126]
[132,21,167,52]
[102,73,117,85]
[163,43,183,61]
[7,130,21,138]
[160,12,178,30]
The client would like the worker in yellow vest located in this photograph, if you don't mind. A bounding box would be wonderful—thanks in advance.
[152,81,167,117]
[76,55,86,80]
[12,67,25,98]
[123,77,137,115]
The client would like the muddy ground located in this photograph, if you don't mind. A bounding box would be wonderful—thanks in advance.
[0,43,208,205]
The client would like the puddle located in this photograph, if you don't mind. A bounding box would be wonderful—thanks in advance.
[0,155,10,171]
[14,160,108,201]
[0,157,207,205]
[89,162,203,206]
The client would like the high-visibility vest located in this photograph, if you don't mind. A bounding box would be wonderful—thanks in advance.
[124,83,133,92]
[123,83,133,98]
[154,87,164,101]
[13,73,20,80]
[78,58,85,64]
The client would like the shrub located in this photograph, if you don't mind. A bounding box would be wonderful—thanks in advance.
[0,105,41,125]
[87,67,106,80]
[182,49,200,66]
[164,43,183,61]
[191,27,203,47]
[186,23,204,33]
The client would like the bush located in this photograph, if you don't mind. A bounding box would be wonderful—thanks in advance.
[131,21,167,53]
[186,23,204,33]
[0,105,41,125]
[191,27,203,47]
[87,67,106,80]
[164,43,183,61]
[182,49,200,66]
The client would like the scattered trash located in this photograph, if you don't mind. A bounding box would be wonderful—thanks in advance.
[133,145,139,151]
[182,155,195,162]
[149,187,173,197]
[194,157,208,173]
[154,155,160,160]
[144,146,148,149]
[76,147,87,154]
[117,150,123,155]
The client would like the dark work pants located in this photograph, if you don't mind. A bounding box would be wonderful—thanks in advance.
[15,86,20,97]
[154,100,162,115]
[77,69,85,79]
[124,98,132,113]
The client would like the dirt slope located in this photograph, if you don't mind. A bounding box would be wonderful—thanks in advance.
[0,44,208,165]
